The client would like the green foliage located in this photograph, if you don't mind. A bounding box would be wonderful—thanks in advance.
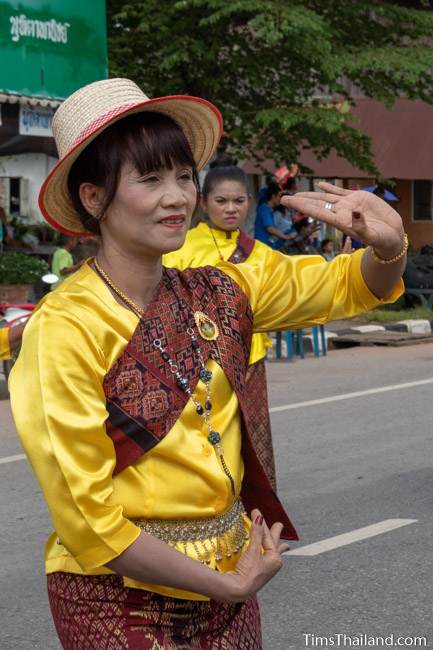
[107,0,433,173]
[0,252,49,284]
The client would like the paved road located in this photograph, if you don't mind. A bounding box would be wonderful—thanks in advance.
[1,343,433,649]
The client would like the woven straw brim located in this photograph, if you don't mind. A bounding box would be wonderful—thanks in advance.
[39,96,223,235]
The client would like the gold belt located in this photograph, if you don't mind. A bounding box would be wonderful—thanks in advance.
[132,498,248,565]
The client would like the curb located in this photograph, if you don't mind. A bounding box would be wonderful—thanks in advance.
[333,319,433,337]
[269,319,433,358]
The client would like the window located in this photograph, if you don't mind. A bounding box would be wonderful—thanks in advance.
[413,180,432,221]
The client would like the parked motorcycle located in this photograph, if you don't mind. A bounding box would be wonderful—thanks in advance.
[0,273,58,380]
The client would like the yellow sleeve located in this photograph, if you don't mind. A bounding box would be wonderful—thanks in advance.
[219,248,404,332]
[0,328,10,360]
[9,299,140,571]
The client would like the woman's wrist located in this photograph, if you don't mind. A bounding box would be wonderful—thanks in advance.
[371,233,408,264]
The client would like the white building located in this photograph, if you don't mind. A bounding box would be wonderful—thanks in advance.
[0,96,59,223]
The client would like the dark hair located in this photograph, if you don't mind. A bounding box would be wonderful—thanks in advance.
[265,181,280,202]
[282,177,297,192]
[202,165,248,200]
[294,217,311,233]
[209,152,238,168]
[321,238,332,251]
[68,112,199,234]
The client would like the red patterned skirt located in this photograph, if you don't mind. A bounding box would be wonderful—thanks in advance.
[47,572,262,650]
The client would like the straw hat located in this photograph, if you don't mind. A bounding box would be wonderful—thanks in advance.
[39,78,223,235]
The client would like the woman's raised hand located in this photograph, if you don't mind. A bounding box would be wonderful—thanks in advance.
[282,182,404,260]
[221,509,289,603]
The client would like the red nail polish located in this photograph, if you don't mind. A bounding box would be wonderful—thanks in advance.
[258,515,264,525]
[254,516,261,525]
[352,211,361,219]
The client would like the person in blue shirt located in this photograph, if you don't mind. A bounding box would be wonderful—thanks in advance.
[254,182,295,249]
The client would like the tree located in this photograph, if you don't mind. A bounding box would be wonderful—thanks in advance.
[107,0,433,174]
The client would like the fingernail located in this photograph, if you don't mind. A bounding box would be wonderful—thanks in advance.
[258,515,264,525]
[254,515,261,525]
[352,211,361,219]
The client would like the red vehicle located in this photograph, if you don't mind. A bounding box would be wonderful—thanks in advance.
[0,303,35,379]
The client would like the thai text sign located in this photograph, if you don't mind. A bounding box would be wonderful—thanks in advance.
[10,14,70,44]
[0,0,107,100]
[19,105,54,137]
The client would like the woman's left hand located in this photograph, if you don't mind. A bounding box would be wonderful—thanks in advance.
[282,181,404,259]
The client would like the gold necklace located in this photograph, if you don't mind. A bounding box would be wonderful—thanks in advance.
[208,224,239,262]
[208,225,225,261]
[93,258,145,318]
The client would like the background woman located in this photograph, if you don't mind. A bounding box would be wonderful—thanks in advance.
[164,165,278,489]
[10,78,405,650]
[0,322,25,360]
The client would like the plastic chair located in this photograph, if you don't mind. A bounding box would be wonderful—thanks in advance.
[274,325,327,361]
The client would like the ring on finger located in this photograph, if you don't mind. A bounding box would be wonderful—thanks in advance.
[324,202,333,211]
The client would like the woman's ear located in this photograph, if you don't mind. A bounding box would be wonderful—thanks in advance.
[199,193,207,212]
[79,183,105,219]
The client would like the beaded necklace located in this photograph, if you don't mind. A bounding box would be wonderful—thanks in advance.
[93,257,236,495]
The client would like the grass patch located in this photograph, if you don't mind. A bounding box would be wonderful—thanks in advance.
[365,307,433,322]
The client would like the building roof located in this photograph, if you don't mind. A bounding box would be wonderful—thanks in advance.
[0,92,61,108]
[243,97,433,180]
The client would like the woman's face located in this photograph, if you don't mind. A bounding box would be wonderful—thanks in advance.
[98,161,197,257]
[200,180,249,232]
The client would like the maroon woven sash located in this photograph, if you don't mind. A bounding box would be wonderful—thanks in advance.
[228,230,255,264]
[103,266,298,540]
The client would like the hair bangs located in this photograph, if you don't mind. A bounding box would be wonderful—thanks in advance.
[125,113,196,176]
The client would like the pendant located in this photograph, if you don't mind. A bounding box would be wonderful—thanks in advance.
[194,311,219,341]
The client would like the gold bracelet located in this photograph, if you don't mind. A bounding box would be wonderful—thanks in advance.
[371,233,409,265]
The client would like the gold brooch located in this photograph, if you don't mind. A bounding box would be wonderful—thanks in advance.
[194,311,219,341]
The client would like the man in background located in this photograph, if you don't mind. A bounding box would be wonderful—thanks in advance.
[255,182,295,249]
[51,235,80,288]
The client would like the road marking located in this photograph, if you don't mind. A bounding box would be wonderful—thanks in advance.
[284,519,417,556]
[2,378,433,464]
[269,377,433,413]
[0,453,25,465]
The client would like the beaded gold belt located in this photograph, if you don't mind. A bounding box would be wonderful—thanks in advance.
[132,498,248,565]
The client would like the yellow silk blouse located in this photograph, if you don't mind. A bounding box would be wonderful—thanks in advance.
[10,250,403,600]
[0,328,10,360]
[163,222,273,364]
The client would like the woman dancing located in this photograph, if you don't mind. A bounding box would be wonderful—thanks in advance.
[10,78,405,649]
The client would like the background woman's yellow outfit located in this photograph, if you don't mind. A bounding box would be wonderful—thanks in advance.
[0,328,10,360]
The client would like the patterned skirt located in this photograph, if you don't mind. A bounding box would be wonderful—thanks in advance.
[47,572,262,650]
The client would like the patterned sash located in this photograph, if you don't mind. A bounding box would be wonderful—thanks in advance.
[103,266,297,540]
[227,230,277,490]
[227,229,255,264]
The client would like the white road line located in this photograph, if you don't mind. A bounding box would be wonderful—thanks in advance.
[2,378,433,465]
[0,453,25,465]
[283,519,418,556]
[269,377,433,413]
